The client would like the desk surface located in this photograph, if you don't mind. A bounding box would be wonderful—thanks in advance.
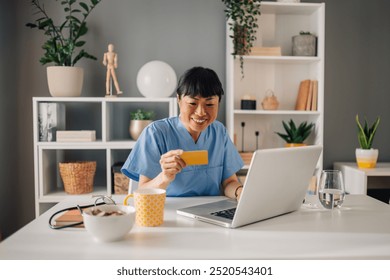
[1,195,390,260]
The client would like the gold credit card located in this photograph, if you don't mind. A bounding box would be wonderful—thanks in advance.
[181,150,208,165]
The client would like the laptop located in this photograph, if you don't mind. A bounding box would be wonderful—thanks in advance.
[177,145,322,228]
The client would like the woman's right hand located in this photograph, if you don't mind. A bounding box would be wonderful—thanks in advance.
[159,149,187,183]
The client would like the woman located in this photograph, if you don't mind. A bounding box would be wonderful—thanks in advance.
[121,67,244,200]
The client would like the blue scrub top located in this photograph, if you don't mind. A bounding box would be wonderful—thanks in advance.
[121,116,243,197]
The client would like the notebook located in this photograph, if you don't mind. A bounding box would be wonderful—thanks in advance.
[176,145,322,228]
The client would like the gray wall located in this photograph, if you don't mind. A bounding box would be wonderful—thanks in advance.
[317,0,390,169]
[1,0,390,239]
[0,0,18,240]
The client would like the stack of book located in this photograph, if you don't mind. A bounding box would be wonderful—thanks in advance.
[38,102,66,141]
[294,79,318,111]
[250,46,282,56]
[56,130,96,142]
[54,209,84,228]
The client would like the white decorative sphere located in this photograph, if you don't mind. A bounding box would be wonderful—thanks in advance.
[136,60,177,98]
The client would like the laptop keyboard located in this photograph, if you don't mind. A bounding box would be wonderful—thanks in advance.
[211,208,236,220]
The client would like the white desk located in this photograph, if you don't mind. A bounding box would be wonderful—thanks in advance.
[334,162,390,195]
[1,195,390,260]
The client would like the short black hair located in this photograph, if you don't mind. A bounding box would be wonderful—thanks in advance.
[176,67,224,102]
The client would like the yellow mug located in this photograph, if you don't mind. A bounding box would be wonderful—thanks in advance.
[123,188,166,227]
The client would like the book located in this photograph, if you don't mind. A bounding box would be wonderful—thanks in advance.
[305,80,314,111]
[56,130,96,142]
[295,80,311,110]
[250,46,282,56]
[311,80,318,111]
[38,103,66,141]
[54,209,84,228]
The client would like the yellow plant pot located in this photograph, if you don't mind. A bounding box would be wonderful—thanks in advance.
[285,143,307,148]
[356,148,378,168]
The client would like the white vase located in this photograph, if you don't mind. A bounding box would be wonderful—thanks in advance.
[47,66,84,97]
[355,148,379,168]
[129,120,152,140]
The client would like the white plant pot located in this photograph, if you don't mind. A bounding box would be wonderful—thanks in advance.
[355,148,379,168]
[47,66,84,97]
[129,120,152,140]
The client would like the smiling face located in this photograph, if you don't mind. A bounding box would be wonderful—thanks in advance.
[178,95,219,141]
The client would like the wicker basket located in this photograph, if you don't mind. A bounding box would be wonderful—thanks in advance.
[59,161,96,194]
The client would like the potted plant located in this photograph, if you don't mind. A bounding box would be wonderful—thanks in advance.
[355,115,380,168]
[222,0,261,78]
[26,0,102,97]
[276,119,314,147]
[129,109,154,140]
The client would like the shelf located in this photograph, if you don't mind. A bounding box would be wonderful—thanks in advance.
[242,56,320,64]
[234,110,320,115]
[39,186,108,202]
[37,140,136,149]
[261,2,323,15]
[38,141,105,149]
[33,96,175,103]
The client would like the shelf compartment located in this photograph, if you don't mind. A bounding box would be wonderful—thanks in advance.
[105,97,176,141]
[233,60,321,111]
[233,114,321,152]
[38,148,107,199]
[258,2,324,57]
[34,99,103,142]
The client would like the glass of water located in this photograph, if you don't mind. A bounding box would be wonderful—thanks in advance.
[318,170,345,209]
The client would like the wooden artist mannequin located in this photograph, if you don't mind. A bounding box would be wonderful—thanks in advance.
[103,43,123,96]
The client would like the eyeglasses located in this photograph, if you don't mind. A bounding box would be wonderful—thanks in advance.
[92,195,116,206]
[48,195,116,230]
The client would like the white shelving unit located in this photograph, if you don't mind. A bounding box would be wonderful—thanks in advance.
[226,2,325,169]
[334,162,390,196]
[33,97,177,216]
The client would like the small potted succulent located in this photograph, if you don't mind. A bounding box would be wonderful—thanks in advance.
[355,115,380,168]
[129,109,154,140]
[26,0,102,97]
[276,119,314,147]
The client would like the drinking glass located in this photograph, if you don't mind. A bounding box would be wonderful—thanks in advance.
[318,170,345,209]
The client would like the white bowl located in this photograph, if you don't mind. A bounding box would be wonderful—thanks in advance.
[82,205,135,242]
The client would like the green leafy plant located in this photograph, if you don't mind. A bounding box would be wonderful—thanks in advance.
[356,115,380,149]
[130,109,154,120]
[222,0,261,78]
[276,119,315,144]
[26,0,102,66]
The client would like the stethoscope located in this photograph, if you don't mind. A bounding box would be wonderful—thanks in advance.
[48,195,116,230]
